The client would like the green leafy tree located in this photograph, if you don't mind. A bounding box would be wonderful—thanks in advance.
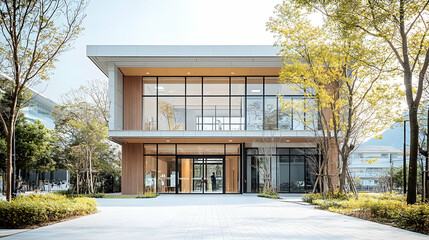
[286,0,429,205]
[0,0,87,202]
[0,115,57,189]
[53,79,120,194]
[267,1,403,194]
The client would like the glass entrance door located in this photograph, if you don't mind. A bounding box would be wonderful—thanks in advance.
[177,157,223,193]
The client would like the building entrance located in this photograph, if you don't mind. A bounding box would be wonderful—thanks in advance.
[177,157,223,193]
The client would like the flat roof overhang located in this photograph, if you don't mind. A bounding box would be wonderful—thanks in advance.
[108,130,318,144]
[87,45,283,76]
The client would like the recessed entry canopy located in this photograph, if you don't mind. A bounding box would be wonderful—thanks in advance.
[120,67,281,76]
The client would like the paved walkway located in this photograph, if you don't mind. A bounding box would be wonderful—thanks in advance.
[2,194,428,240]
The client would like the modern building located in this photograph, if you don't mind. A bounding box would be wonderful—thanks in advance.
[87,45,328,194]
[349,145,402,191]
[23,89,70,190]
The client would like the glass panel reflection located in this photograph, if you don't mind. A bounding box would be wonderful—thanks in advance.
[247,97,263,130]
[186,97,202,130]
[158,97,185,130]
[231,97,245,130]
[247,77,263,95]
[158,77,185,95]
[231,77,245,95]
[203,77,229,95]
[264,96,277,130]
[186,77,202,95]
[143,77,156,96]
[157,156,176,193]
[142,97,157,130]
[144,156,157,194]
[203,97,229,130]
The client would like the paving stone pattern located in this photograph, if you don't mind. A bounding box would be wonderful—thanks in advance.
[3,195,429,240]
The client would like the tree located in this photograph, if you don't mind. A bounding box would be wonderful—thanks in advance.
[267,1,403,195]
[0,0,86,202]
[53,79,120,194]
[286,0,429,205]
[0,116,56,184]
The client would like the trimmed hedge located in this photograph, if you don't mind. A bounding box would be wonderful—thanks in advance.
[0,194,98,228]
[303,192,429,234]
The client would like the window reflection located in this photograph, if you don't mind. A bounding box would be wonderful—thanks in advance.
[203,77,229,95]
[264,97,277,130]
[247,77,263,95]
[158,77,185,95]
[186,77,202,95]
[231,97,245,130]
[247,97,263,130]
[143,77,156,95]
[143,97,157,130]
[203,97,229,130]
[140,76,313,131]
[158,97,185,130]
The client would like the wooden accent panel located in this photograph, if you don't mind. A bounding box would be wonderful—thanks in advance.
[122,143,144,195]
[181,158,192,193]
[225,156,240,193]
[123,76,142,130]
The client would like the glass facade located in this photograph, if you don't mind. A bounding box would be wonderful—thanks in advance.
[141,76,316,131]
[144,143,241,194]
[245,148,317,193]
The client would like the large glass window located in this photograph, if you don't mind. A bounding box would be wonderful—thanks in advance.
[290,156,305,192]
[247,77,263,95]
[143,77,156,95]
[157,156,176,193]
[247,97,263,130]
[186,97,202,130]
[140,76,312,131]
[142,97,157,130]
[264,96,277,130]
[231,77,245,95]
[203,77,229,95]
[278,97,292,130]
[158,77,185,95]
[231,97,245,130]
[186,77,202,95]
[158,97,185,130]
[203,97,229,130]
[144,156,157,194]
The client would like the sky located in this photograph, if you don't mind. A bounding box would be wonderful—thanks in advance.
[34,0,283,102]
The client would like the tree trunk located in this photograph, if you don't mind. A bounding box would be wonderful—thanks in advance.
[339,156,347,193]
[5,130,13,202]
[407,107,418,204]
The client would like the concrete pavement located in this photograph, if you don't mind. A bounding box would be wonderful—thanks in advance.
[2,194,428,240]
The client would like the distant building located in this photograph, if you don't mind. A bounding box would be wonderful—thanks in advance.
[22,88,57,129]
[349,145,402,191]
[23,89,70,191]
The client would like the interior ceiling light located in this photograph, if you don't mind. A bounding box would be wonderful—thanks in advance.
[166,140,170,142]
[228,139,233,142]
[231,72,235,75]
[286,140,290,142]
[251,89,261,93]
[146,72,150,75]
[187,72,191,75]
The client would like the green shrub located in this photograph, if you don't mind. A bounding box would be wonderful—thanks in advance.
[136,193,158,198]
[394,204,429,233]
[305,192,429,234]
[258,192,281,199]
[303,190,351,203]
[0,194,98,228]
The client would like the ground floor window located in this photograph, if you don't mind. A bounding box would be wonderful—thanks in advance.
[143,143,241,194]
[245,148,317,193]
